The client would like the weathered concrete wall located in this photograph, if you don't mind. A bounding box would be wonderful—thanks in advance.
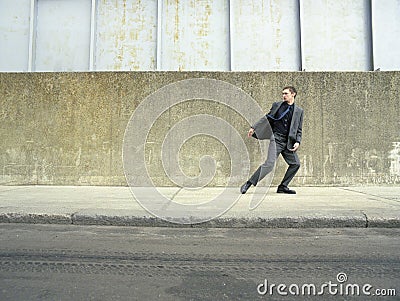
[1,72,399,186]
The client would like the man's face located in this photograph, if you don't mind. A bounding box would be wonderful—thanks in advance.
[282,89,295,103]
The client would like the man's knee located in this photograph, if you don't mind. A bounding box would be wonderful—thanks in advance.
[291,162,300,170]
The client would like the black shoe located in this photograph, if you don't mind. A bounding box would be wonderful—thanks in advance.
[240,181,252,194]
[277,185,296,194]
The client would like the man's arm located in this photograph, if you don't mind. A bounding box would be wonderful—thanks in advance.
[295,109,304,144]
[289,109,304,151]
[248,102,278,140]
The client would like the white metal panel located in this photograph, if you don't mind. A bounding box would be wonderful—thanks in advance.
[160,0,230,71]
[35,0,91,71]
[372,0,400,70]
[0,0,31,71]
[300,0,372,71]
[95,0,157,71]
[230,0,301,71]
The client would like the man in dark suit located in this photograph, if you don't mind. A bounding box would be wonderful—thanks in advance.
[240,86,304,194]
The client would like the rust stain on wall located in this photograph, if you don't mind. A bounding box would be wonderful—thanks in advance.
[197,1,212,37]
[389,142,400,176]
[174,0,180,43]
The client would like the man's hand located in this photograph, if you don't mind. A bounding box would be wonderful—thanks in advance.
[289,142,300,152]
[247,128,255,137]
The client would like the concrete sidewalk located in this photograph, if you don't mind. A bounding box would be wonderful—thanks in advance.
[0,185,399,228]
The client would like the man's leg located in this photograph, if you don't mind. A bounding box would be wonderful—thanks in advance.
[248,138,281,186]
[241,137,283,194]
[278,149,300,192]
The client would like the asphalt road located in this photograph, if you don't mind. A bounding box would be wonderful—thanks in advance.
[0,224,399,301]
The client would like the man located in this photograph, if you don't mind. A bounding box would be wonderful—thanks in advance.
[240,86,304,194]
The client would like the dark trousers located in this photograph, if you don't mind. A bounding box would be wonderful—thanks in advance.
[248,133,300,187]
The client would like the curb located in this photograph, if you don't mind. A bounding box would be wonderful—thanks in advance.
[0,213,72,225]
[1,212,399,228]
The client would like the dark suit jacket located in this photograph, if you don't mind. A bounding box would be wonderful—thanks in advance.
[252,101,304,150]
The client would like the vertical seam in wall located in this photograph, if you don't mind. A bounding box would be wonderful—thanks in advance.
[89,0,97,71]
[368,0,375,71]
[156,0,163,71]
[227,0,232,71]
[28,0,37,72]
[297,0,303,71]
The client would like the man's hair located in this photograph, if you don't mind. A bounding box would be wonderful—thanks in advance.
[283,86,297,98]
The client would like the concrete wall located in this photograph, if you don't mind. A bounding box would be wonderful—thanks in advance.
[1,72,399,186]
